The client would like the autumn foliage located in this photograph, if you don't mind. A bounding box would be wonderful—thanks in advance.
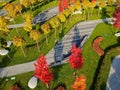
[92,36,104,56]
[34,55,53,84]
[68,44,84,69]
[72,75,86,90]
[112,6,120,28]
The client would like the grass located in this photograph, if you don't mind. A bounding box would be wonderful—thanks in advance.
[82,23,118,89]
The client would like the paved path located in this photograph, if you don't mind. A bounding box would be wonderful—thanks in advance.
[106,55,120,90]
[0,18,112,78]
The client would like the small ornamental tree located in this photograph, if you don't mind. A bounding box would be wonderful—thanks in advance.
[41,23,51,45]
[112,6,120,28]
[72,75,86,90]
[12,36,26,57]
[30,30,40,52]
[63,0,69,9]
[68,44,84,76]
[58,0,63,12]
[69,0,76,5]
[57,13,66,32]
[34,55,53,89]
[49,17,60,39]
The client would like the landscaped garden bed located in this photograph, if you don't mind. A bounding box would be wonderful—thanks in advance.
[0,0,119,90]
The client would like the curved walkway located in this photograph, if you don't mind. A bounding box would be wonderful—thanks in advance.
[106,55,120,90]
[0,18,112,78]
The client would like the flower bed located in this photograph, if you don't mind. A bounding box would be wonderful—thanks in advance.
[92,36,104,56]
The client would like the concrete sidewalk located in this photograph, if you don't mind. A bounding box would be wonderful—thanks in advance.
[106,55,120,90]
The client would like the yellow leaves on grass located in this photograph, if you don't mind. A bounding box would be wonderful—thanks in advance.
[30,30,40,41]
[13,36,24,47]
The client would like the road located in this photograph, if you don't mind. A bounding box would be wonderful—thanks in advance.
[0,18,112,78]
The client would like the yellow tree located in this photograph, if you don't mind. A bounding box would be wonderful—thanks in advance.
[62,9,71,18]
[82,1,91,20]
[57,13,66,32]
[4,3,19,34]
[0,16,11,39]
[15,4,23,14]
[20,0,29,8]
[12,36,26,57]
[107,0,114,6]
[23,13,33,32]
[49,17,60,40]
[74,1,81,10]
[98,1,106,16]
[89,2,96,17]
[30,30,40,52]
[30,0,36,4]
[41,23,50,45]
[23,21,32,32]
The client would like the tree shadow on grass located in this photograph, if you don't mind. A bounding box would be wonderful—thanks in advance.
[100,82,106,90]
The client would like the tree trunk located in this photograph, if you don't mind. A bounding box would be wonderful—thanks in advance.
[36,40,40,52]
[45,34,49,45]
[73,69,77,76]
[46,84,49,90]
[55,28,57,40]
